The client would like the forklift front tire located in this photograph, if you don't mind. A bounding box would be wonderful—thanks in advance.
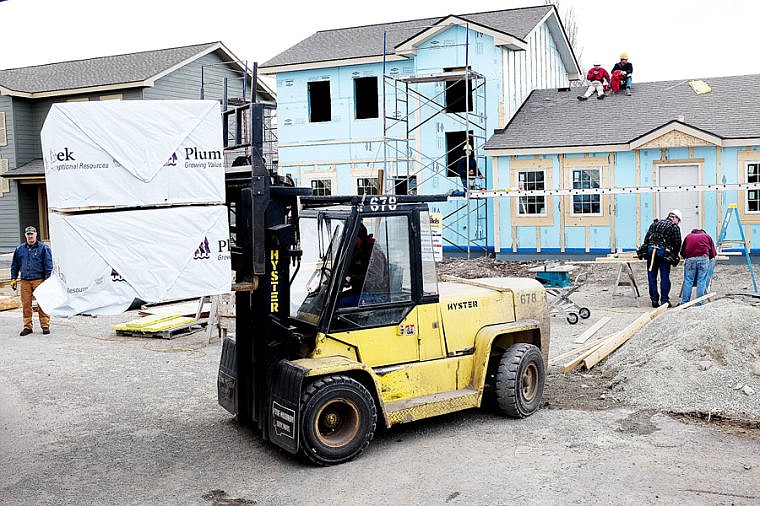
[300,375,377,466]
[495,343,545,418]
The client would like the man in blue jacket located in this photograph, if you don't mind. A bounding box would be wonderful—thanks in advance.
[10,226,53,335]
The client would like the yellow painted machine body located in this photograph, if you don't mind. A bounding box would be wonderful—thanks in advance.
[294,276,549,428]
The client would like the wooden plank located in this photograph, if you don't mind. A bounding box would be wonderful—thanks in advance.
[548,332,617,366]
[676,292,717,310]
[573,316,612,344]
[560,335,617,373]
[582,304,669,370]
[0,296,21,311]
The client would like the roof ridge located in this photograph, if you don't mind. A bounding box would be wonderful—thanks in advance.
[0,42,219,72]
[312,5,551,35]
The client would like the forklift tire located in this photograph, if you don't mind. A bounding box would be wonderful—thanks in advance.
[495,343,545,418]
[300,375,377,466]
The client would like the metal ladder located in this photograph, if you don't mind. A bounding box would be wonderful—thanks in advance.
[708,203,757,292]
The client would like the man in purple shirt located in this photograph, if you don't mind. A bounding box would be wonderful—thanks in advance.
[680,228,717,305]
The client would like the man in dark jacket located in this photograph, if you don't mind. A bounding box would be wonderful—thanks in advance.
[611,53,633,95]
[680,228,717,305]
[639,210,682,307]
[10,226,53,335]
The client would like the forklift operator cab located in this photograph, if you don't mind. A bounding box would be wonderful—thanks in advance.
[293,206,439,357]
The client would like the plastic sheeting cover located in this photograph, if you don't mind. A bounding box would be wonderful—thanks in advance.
[41,100,224,210]
[35,205,231,317]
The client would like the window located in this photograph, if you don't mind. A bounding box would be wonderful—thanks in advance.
[0,112,6,146]
[357,177,378,196]
[747,163,760,212]
[308,81,331,122]
[354,77,378,119]
[311,179,332,196]
[517,170,546,216]
[445,77,473,113]
[571,168,601,215]
[392,176,417,196]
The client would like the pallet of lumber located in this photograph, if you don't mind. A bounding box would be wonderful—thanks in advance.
[0,296,21,311]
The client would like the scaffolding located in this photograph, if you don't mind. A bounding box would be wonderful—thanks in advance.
[382,34,489,257]
[220,77,278,173]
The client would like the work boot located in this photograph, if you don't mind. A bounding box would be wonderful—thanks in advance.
[597,94,605,100]
[577,95,587,101]
[19,328,32,336]
[42,327,50,335]
[651,301,659,308]
[625,88,631,96]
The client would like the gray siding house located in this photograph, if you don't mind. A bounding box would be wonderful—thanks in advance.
[0,41,273,251]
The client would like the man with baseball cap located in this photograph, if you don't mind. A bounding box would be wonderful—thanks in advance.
[10,225,53,335]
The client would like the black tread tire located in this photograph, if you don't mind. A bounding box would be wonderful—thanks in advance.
[566,313,579,324]
[579,307,591,319]
[300,375,377,466]
[495,343,545,418]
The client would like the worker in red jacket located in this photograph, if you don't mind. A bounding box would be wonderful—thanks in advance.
[679,228,717,305]
[577,64,610,101]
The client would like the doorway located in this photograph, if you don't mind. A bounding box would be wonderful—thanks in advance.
[656,164,700,236]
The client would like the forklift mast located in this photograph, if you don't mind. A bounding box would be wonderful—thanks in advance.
[220,102,311,431]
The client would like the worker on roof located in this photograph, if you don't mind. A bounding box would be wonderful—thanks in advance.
[611,53,633,95]
[577,63,610,101]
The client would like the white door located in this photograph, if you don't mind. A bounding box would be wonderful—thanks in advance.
[657,164,700,238]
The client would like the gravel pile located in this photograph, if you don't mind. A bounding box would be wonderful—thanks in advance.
[602,297,760,420]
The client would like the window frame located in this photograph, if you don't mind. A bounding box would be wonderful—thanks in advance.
[569,167,603,217]
[516,169,548,217]
[745,161,760,214]
[310,178,332,196]
[356,177,379,196]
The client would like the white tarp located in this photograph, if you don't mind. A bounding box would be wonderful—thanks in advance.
[41,100,225,210]
[35,206,231,317]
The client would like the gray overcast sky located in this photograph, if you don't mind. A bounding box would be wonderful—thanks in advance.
[1,0,758,83]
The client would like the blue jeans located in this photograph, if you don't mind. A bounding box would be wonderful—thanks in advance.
[647,246,671,305]
[681,255,711,305]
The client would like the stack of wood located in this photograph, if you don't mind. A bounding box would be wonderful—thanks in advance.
[550,292,717,372]
[550,305,668,372]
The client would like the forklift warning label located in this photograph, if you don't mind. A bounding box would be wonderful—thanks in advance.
[272,401,296,439]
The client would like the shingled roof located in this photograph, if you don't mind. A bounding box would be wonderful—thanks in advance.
[485,74,760,153]
[261,5,553,69]
[0,42,274,100]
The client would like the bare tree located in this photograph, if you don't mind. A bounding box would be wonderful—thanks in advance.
[545,0,584,83]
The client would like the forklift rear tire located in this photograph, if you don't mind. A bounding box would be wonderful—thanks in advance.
[495,343,545,418]
[300,375,377,466]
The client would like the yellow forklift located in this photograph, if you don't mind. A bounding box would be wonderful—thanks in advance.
[218,159,550,465]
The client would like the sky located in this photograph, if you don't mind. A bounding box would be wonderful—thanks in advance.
[1,0,759,84]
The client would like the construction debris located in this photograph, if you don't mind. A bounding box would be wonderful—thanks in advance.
[0,295,21,311]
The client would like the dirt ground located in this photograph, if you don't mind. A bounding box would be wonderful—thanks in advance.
[1,257,760,504]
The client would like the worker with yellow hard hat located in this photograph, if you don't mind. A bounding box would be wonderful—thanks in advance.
[611,52,633,95]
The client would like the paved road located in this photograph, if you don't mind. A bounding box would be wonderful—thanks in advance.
[1,309,759,505]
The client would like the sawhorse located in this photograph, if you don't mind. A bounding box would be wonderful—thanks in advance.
[613,262,640,297]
